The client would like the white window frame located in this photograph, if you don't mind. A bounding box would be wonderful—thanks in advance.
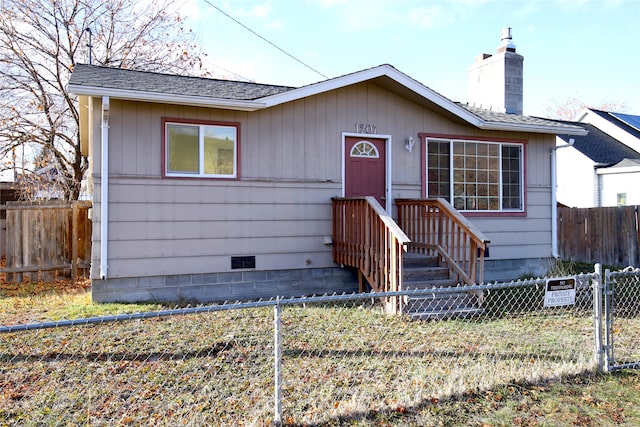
[164,119,239,179]
[426,138,525,213]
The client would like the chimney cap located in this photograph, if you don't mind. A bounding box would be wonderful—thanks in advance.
[500,27,516,51]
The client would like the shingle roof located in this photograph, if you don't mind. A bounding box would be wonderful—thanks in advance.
[68,63,586,135]
[588,109,640,140]
[69,64,295,100]
[556,121,640,166]
[458,104,586,134]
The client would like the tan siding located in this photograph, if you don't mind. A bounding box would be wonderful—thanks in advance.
[94,177,340,278]
[120,102,138,175]
[109,235,328,259]
[258,108,271,178]
[111,219,330,240]
[281,103,296,179]
[108,200,332,222]
[293,99,306,178]
[525,134,553,187]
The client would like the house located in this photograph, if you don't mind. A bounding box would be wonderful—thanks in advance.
[556,109,640,208]
[68,29,585,303]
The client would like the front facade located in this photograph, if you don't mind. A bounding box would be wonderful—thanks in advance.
[69,63,584,303]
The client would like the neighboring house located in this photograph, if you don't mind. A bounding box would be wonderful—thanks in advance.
[68,30,585,303]
[556,109,640,207]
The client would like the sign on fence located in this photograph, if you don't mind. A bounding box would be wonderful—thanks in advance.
[544,276,576,307]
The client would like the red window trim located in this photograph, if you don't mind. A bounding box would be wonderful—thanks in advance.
[419,132,528,218]
[161,117,241,180]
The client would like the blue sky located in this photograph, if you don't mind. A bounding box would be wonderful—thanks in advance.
[185,0,640,118]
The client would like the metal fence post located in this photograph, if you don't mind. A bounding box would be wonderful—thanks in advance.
[593,263,605,372]
[603,268,615,371]
[274,299,283,426]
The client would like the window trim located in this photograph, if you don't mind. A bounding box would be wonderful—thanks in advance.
[420,133,527,217]
[162,117,241,180]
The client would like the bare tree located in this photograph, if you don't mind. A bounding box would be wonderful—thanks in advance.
[0,0,209,200]
[544,96,629,121]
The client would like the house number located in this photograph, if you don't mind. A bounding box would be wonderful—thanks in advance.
[354,123,377,134]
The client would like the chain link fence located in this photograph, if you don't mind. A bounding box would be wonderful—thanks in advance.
[603,268,640,371]
[0,268,635,425]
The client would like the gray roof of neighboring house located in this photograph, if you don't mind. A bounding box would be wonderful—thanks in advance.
[556,121,640,166]
[69,64,295,100]
[588,109,640,140]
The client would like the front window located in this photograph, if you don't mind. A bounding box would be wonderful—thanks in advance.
[427,138,524,212]
[164,119,238,178]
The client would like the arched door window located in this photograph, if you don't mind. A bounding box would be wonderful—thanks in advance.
[350,141,380,158]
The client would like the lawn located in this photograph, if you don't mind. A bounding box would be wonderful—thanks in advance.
[1,279,640,426]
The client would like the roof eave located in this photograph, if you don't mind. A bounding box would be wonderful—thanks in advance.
[481,121,589,136]
[597,165,640,174]
[67,84,265,112]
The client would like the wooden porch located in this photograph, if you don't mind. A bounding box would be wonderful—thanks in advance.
[332,197,490,317]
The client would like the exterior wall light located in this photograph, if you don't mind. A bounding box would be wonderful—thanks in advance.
[405,136,415,152]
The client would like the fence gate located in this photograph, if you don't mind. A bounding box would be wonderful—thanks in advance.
[1,201,91,282]
[603,268,640,371]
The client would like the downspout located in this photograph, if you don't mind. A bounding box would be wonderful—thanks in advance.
[100,96,110,279]
[551,138,574,258]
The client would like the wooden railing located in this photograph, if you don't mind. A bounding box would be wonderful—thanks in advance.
[332,197,410,313]
[396,198,490,285]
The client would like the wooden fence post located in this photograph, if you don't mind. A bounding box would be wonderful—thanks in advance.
[72,202,79,280]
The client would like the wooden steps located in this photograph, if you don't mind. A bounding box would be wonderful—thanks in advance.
[402,253,484,320]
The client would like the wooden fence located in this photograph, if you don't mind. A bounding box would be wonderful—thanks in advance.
[557,205,640,268]
[1,201,92,282]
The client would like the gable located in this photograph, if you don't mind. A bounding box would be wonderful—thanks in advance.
[577,108,640,153]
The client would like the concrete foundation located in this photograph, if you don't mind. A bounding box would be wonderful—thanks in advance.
[92,266,359,304]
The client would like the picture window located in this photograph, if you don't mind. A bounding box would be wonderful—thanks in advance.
[426,138,524,212]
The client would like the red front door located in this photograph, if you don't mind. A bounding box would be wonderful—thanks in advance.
[345,136,386,207]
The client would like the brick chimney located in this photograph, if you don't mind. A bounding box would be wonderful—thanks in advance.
[467,27,524,115]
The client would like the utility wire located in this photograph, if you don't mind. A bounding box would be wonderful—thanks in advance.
[201,0,328,80]
[209,62,253,82]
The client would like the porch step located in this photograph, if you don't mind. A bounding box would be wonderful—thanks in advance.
[407,306,485,320]
[404,290,484,320]
[402,254,484,320]
[403,278,459,290]
[403,261,450,282]
[402,254,452,286]
[403,252,440,268]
